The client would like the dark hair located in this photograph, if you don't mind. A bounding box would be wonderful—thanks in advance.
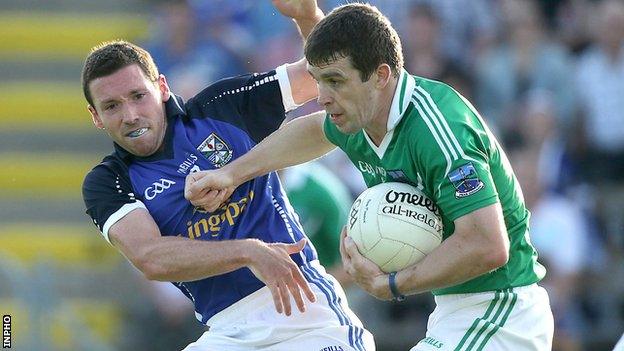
[81,40,159,107]
[304,3,403,82]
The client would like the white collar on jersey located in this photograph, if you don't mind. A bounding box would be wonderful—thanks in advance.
[386,69,416,132]
[363,69,416,159]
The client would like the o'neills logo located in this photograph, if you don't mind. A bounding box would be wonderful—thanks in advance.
[385,190,440,215]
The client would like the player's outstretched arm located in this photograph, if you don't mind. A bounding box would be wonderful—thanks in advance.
[109,208,316,315]
[110,208,254,281]
[185,111,335,211]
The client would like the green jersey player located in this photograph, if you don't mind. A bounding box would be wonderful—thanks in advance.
[185,3,554,350]
[281,162,353,274]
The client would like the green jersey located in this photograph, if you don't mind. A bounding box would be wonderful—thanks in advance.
[323,70,545,295]
[281,162,352,268]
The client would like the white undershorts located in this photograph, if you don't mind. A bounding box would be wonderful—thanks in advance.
[183,261,375,351]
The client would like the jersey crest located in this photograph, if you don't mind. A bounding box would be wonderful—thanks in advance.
[448,163,484,198]
[387,169,408,183]
[197,133,233,168]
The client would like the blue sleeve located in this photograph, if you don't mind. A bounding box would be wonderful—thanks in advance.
[82,155,143,240]
[185,70,286,143]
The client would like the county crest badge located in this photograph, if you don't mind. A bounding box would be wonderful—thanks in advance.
[197,133,233,168]
[448,163,484,198]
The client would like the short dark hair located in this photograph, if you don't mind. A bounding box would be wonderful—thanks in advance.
[304,3,404,82]
[81,40,159,107]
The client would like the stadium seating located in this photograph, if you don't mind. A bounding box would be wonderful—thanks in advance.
[0,2,149,349]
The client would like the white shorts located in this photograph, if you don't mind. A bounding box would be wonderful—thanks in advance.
[614,333,624,351]
[411,284,553,351]
[183,261,375,351]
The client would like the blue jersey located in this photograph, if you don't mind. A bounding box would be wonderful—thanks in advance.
[82,69,317,323]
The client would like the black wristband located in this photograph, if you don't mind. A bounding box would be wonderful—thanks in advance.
[389,271,405,302]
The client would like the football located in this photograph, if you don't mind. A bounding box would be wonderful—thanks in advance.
[346,182,443,273]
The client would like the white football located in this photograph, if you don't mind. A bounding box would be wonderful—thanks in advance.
[347,182,443,273]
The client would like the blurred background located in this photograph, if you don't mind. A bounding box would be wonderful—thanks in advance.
[0,0,623,350]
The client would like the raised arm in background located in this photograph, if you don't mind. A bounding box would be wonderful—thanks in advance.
[275,0,324,105]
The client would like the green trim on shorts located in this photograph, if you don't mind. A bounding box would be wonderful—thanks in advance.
[454,288,518,351]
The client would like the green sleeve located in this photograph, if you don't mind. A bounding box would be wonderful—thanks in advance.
[314,194,347,268]
[286,165,351,268]
[414,93,499,222]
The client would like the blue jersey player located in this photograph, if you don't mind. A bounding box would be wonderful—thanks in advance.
[80,3,374,350]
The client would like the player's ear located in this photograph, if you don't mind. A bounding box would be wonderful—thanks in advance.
[375,64,392,89]
[158,74,171,102]
[88,105,104,129]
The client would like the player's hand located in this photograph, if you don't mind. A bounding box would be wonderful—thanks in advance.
[185,170,235,212]
[272,0,320,21]
[340,227,392,300]
[247,238,317,316]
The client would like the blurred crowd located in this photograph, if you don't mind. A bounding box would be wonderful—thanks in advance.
[133,0,624,350]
